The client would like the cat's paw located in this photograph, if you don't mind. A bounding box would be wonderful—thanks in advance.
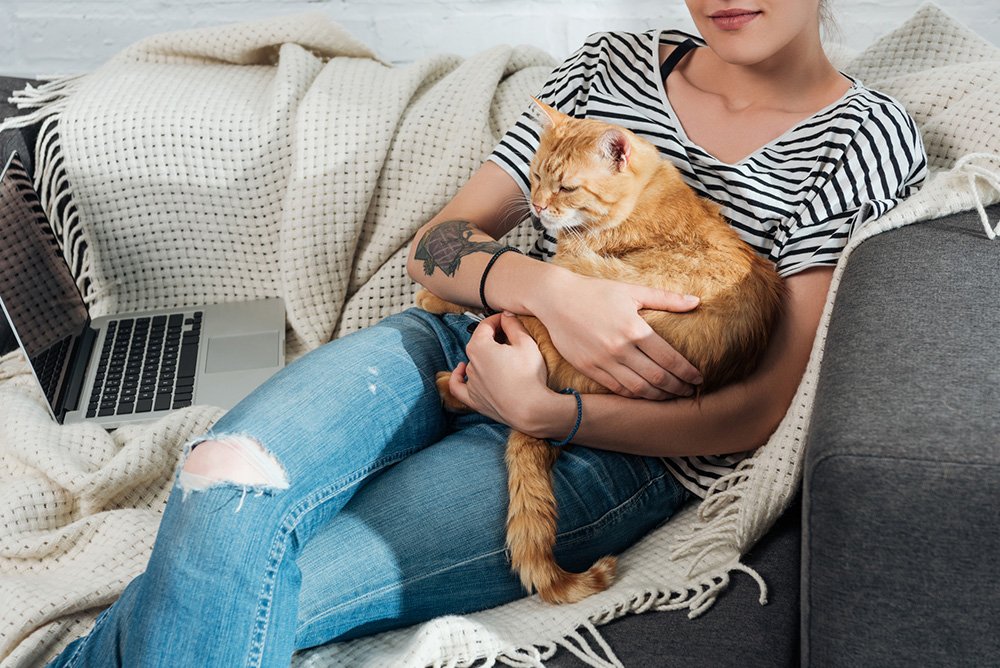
[415,289,466,315]
[436,371,471,412]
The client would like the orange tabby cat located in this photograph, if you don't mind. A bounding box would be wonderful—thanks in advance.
[416,99,784,604]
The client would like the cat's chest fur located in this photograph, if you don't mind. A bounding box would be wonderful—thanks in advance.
[553,230,750,302]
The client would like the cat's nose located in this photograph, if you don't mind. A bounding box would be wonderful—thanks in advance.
[533,202,547,213]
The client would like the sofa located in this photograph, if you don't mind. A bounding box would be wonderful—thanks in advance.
[2,63,998,667]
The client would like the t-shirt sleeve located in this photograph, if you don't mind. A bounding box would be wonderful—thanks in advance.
[486,33,602,198]
[770,100,928,278]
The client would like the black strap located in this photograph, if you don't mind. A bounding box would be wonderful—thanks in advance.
[659,38,699,82]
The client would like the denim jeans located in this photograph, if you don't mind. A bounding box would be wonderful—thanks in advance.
[48,308,691,667]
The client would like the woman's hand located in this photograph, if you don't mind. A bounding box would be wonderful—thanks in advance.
[529,272,703,400]
[448,312,566,433]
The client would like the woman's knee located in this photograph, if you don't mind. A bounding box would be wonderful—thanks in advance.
[179,435,289,490]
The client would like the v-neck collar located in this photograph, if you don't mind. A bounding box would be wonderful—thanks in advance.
[648,29,862,167]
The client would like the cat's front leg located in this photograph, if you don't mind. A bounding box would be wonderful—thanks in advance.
[434,371,472,412]
[415,288,467,315]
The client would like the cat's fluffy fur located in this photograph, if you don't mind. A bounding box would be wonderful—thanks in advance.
[416,99,784,604]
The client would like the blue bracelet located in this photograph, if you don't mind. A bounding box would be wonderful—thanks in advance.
[547,388,582,447]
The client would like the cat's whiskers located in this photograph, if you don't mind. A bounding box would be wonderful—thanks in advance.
[497,193,533,231]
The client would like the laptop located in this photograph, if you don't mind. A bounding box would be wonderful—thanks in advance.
[0,151,286,428]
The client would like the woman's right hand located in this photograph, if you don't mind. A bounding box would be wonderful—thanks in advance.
[531,271,703,400]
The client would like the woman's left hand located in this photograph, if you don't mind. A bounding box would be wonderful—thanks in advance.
[448,312,554,431]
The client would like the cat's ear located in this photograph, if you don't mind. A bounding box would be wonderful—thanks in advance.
[601,130,631,172]
[530,97,566,129]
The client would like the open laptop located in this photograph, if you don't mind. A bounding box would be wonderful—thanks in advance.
[0,151,286,428]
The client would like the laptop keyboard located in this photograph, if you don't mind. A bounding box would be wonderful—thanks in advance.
[31,335,73,406]
[86,311,203,418]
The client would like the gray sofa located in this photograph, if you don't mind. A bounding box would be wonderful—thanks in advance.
[2,75,997,667]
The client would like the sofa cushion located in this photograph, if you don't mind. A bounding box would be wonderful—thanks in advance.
[804,204,1000,666]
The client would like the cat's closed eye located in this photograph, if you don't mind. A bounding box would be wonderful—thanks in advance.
[560,185,578,193]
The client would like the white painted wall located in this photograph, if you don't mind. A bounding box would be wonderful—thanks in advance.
[0,1,996,78]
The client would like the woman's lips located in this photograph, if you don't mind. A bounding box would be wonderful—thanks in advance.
[710,11,761,30]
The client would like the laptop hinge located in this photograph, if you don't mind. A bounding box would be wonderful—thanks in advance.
[55,325,97,421]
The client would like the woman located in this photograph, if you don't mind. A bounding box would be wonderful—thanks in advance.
[50,1,926,665]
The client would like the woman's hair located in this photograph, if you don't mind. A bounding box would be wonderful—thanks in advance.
[819,0,843,44]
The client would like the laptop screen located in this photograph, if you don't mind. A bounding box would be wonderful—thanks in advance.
[0,152,89,408]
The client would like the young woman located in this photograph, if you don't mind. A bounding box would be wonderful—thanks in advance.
[49,1,926,665]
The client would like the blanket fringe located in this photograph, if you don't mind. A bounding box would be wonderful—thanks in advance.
[0,74,98,305]
[669,457,755,578]
[480,566,772,667]
[0,74,87,133]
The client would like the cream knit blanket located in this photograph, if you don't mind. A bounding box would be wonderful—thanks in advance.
[1,3,998,666]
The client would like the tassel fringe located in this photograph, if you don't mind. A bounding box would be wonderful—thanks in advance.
[478,562,770,667]
[1,74,98,306]
[0,74,87,134]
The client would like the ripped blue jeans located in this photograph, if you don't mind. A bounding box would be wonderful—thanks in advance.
[48,308,691,667]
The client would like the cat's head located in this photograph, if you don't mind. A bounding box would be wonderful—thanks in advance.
[527,98,666,236]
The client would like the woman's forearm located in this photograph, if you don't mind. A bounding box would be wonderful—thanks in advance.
[407,219,575,316]
[521,267,833,458]
[527,373,782,458]
[406,160,576,315]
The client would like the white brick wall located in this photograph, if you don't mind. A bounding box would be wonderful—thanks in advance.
[0,0,996,77]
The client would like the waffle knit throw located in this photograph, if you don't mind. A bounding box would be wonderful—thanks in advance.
[1,3,998,666]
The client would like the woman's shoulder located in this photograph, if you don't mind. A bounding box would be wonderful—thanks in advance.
[807,79,928,194]
[833,79,925,156]
[569,27,702,58]
[655,28,705,47]
[842,79,914,121]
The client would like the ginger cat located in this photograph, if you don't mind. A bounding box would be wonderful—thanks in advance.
[416,99,784,604]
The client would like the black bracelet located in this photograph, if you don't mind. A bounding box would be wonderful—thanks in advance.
[547,388,583,447]
[479,246,522,315]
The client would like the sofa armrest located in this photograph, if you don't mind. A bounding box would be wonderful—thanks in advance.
[802,204,1000,666]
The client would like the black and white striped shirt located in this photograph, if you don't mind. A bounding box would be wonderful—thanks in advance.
[487,29,928,498]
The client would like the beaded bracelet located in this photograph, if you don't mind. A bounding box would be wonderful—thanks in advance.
[547,387,583,447]
[479,246,522,315]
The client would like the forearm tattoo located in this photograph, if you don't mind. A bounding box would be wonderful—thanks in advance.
[414,220,504,277]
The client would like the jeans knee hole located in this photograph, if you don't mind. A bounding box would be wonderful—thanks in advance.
[179,434,290,493]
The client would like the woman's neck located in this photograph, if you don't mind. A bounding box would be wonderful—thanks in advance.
[685,30,847,114]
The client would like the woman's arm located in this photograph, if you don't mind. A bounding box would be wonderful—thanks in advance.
[406,161,555,314]
[408,161,703,399]
[450,266,833,457]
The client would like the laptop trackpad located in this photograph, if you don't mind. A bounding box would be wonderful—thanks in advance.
[205,332,280,373]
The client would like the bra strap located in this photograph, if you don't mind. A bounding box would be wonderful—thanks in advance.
[659,38,699,82]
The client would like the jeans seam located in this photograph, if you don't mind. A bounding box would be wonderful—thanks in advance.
[299,546,509,629]
[244,442,428,668]
[557,468,676,545]
[297,466,677,631]
[59,603,115,667]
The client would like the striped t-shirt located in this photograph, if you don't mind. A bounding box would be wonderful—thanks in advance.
[486,29,928,499]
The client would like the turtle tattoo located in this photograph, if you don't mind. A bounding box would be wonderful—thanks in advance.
[414,220,503,277]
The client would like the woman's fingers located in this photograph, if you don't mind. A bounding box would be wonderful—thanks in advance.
[632,285,701,313]
[635,328,703,387]
[467,313,502,348]
[449,362,471,403]
[616,348,696,398]
[498,311,529,342]
[592,363,668,400]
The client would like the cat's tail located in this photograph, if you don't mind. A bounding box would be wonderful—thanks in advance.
[505,430,618,605]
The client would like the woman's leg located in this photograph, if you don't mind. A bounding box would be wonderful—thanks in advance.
[48,309,476,668]
[292,416,692,649]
